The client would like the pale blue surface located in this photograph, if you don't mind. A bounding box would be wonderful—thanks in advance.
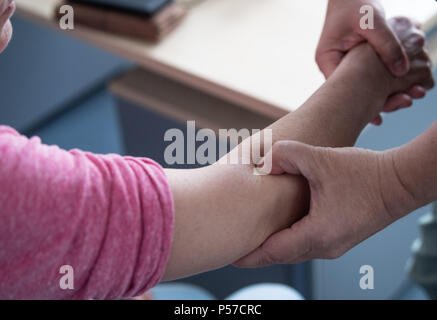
[152,283,304,300]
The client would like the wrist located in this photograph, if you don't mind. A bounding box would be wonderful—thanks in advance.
[378,149,421,220]
[329,44,392,122]
[245,170,309,250]
[340,44,392,96]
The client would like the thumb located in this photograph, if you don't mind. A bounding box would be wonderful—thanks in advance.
[267,141,321,182]
[255,141,318,176]
[234,215,315,267]
[316,49,345,79]
[359,17,409,77]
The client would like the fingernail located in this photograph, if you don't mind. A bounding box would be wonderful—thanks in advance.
[415,86,426,97]
[392,59,408,76]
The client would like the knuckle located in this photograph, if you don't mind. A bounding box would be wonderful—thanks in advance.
[416,30,426,42]
[424,67,432,79]
[416,61,432,78]
[426,77,435,90]
[392,16,412,28]
[409,32,426,48]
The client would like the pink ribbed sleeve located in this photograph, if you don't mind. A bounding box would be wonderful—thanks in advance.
[0,126,174,299]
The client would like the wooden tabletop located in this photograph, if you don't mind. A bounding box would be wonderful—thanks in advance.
[15,0,437,117]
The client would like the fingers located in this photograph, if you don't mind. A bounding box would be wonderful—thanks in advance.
[375,85,427,126]
[234,216,315,267]
[404,30,426,56]
[387,16,434,99]
[407,85,427,99]
[389,17,426,56]
[383,93,413,112]
[240,141,322,267]
[371,115,383,126]
[359,16,409,77]
[256,145,285,176]
[0,10,10,28]
[410,17,423,30]
[257,141,309,176]
[407,59,434,90]
[262,141,320,183]
[0,1,14,27]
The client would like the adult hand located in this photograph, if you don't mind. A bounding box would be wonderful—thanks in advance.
[317,0,408,78]
[373,16,434,125]
[235,141,414,267]
[316,1,429,125]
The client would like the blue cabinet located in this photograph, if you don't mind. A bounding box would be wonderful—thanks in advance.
[0,16,128,132]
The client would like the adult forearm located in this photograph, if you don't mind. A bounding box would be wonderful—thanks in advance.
[163,164,308,281]
[388,121,437,216]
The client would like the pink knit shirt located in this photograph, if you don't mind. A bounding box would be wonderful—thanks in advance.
[0,126,174,299]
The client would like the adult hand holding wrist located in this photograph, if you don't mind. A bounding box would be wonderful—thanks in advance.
[317,0,409,78]
[316,0,432,125]
[234,141,413,267]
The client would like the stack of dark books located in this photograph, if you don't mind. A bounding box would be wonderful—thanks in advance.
[57,0,186,42]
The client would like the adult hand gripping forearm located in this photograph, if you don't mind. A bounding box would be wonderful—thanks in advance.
[234,119,437,267]
[235,16,434,268]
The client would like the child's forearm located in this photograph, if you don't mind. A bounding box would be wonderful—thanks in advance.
[163,44,392,281]
[270,44,390,148]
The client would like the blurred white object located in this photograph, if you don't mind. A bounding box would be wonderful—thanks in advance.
[381,0,437,31]
[226,283,304,300]
[152,282,304,300]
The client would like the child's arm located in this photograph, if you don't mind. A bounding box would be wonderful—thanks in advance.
[163,37,431,280]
